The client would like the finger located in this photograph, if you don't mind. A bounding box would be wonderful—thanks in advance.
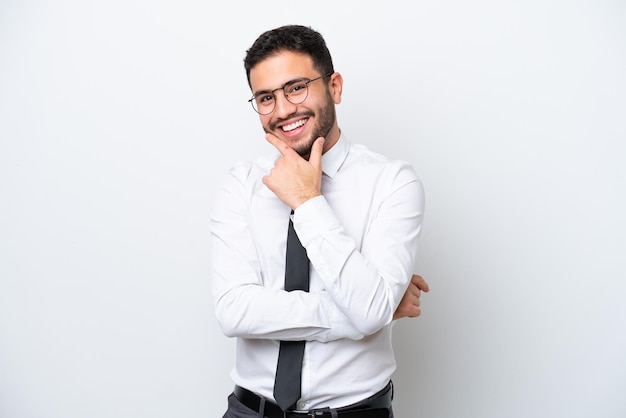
[261,173,273,188]
[273,156,285,168]
[412,274,430,292]
[265,133,297,157]
[308,137,325,170]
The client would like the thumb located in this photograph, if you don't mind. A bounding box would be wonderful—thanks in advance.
[309,137,325,170]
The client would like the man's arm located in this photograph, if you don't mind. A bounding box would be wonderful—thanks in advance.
[210,159,365,342]
[263,132,425,334]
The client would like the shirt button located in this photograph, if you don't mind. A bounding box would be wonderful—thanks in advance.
[298,401,307,410]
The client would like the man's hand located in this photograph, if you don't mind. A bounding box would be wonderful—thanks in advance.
[393,274,430,320]
[262,134,324,210]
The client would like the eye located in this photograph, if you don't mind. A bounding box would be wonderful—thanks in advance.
[258,94,274,104]
[286,82,307,95]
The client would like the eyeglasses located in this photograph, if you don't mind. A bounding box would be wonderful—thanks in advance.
[248,73,333,115]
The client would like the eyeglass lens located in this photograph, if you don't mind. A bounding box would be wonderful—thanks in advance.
[252,80,310,114]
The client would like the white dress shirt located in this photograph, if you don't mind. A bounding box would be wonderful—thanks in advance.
[209,133,425,409]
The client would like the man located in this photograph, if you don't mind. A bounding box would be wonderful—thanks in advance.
[210,25,427,418]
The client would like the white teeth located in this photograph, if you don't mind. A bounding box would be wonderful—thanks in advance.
[281,119,307,132]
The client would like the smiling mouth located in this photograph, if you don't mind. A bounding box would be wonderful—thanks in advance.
[281,118,308,132]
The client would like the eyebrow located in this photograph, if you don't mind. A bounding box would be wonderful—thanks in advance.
[252,77,310,98]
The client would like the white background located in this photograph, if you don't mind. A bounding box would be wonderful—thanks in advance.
[1,1,625,417]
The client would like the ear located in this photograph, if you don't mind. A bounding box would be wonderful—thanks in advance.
[328,72,343,104]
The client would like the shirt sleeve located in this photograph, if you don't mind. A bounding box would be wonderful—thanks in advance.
[209,163,365,342]
[294,161,425,336]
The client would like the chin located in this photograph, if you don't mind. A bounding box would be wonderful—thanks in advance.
[293,138,315,158]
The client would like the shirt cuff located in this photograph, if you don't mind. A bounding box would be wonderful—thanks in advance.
[292,196,338,247]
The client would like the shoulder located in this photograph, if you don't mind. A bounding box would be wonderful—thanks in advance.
[347,142,419,182]
[221,153,277,184]
[211,153,279,213]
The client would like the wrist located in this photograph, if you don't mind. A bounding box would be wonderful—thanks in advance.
[292,192,321,210]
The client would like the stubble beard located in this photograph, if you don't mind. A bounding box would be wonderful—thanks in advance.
[267,94,336,160]
[304,97,335,159]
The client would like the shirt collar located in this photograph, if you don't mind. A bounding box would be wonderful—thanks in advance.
[321,132,348,178]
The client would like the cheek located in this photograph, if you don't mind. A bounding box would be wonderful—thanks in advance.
[259,115,271,127]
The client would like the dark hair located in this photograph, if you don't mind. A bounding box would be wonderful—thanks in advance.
[244,25,335,87]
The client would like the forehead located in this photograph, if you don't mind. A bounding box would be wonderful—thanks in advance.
[249,51,316,92]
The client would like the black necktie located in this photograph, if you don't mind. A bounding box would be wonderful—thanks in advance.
[273,211,309,411]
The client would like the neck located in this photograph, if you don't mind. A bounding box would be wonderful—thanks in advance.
[322,126,341,154]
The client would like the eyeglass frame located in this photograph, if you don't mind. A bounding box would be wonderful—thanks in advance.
[247,72,334,115]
